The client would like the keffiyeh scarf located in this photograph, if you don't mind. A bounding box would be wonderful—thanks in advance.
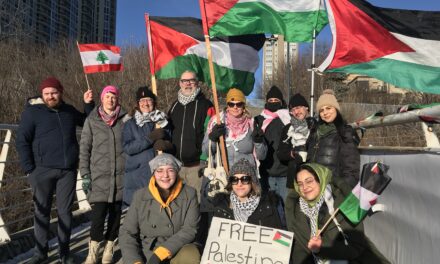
[285,117,310,147]
[134,110,168,128]
[177,87,200,106]
[98,105,121,126]
[230,192,260,223]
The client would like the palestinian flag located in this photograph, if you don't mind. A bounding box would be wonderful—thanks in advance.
[272,231,292,247]
[146,15,265,95]
[318,0,440,94]
[199,0,328,42]
[339,162,392,225]
[78,43,122,73]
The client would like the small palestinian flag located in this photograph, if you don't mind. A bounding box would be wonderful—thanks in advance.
[78,44,122,74]
[272,231,292,247]
[199,0,328,43]
[146,15,265,95]
[318,0,440,94]
[339,162,392,225]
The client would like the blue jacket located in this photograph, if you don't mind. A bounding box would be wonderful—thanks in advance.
[16,97,94,174]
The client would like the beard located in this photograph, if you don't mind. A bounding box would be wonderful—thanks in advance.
[43,98,61,108]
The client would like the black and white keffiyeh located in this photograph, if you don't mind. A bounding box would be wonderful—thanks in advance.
[285,117,310,147]
[177,87,200,106]
[230,192,260,223]
[134,110,168,128]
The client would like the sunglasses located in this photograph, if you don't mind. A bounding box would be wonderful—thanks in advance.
[229,175,252,185]
[227,102,245,108]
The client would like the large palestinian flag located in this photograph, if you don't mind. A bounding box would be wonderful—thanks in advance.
[199,0,328,42]
[318,0,440,94]
[146,15,265,95]
[339,162,392,225]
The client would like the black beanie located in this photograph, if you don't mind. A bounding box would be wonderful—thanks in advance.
[289,93,309,109]
[266,85,284,101]
[136,86,156,101]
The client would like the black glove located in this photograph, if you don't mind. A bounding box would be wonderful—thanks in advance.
[208,123,226,142]
[147,254,161,264]
[148,128,166,142]
[153,139,174,152]
[252,127,265,143]
[306,117,317,129]
[82,174,91,194]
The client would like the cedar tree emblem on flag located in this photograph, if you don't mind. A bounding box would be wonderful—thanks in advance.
[339,162,392,225]
[318,0,440,94]
[78,43,123,74]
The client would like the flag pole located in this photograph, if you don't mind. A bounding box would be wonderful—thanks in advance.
[310,29,316,117]
[76,41,92,91]
[316,208,340,237]
[199,0,229,174]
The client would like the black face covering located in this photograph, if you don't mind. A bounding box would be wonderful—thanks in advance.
[265,102,283,112]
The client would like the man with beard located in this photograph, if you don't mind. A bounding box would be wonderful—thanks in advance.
[277,93,314,189]
[167,70,214,199]
[16,77,94,264]
[254,86,291,199]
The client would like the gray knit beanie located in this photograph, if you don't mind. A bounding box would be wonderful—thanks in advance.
[229,158,259,185]
[149,153,182,173]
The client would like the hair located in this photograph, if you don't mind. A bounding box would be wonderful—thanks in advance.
[180,70,198,81]
[295,165,320,183]
[317,109,349,140]
[226,175,261,197]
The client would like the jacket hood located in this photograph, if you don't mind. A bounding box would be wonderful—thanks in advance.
[294,163,332,206]
[25,96,66,110]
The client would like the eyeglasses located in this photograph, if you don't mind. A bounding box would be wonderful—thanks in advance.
[139,98,154,103]
[297,177,316,190]
[227,102,245,108]
[180,78,197,84]
[229,175,252,185]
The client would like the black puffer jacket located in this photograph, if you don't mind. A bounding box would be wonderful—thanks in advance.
[168,92,213,165]
[306,123,360,188]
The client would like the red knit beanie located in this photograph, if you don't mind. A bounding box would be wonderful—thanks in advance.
[39,77,64,93]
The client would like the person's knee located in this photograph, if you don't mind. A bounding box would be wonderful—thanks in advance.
[171,244,201,264]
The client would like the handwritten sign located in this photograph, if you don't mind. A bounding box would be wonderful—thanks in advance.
[201,217,294,264]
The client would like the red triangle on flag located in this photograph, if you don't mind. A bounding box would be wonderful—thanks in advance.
[201,0,239,29]
[327,0,414,69]
[273,231,281,241]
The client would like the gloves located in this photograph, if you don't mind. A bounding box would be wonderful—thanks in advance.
[82,174,91,194]
[147,254,161,264]
[148,128,166,142]
[153,139,174,152]
[251,127,265,143]
[208,123,226,142]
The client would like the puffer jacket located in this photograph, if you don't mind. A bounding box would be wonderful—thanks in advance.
[119,184,199,263]
[79,107,126,203]
[285,177,390,264]
[307,124,360,188]
[16,97,94,174]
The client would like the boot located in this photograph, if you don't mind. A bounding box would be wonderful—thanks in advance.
[84,240,100,264]
[101,240,115,264]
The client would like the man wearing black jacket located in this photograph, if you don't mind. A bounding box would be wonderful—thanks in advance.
[16,77,94,264]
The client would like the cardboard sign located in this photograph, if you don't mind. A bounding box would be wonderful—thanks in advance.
[201,217,294,264]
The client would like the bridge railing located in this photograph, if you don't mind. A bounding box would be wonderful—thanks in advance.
[0,124,91,246]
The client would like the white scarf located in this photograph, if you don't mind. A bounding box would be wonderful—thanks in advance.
[177,87,200,106]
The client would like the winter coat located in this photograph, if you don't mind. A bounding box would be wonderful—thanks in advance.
[79,107,126,203]
[16,97,94,174]
[202,117,267,169]
[119,184,199,264]
[307,124,360,188]
[122,117,171,205]
[285,178,390,264]
[211,191,285,229]
[254,115,288,178]
[168,92,214,165]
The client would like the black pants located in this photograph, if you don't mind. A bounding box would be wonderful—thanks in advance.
[29,167,76,257]
[89,202,122,242]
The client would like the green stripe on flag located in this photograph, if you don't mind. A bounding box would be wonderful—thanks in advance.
[339,193,368,225]
[274,239,290,247]
[210,2,328,42]
[328,58,440,94]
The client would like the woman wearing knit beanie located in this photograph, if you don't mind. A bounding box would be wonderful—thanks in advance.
[79,85,127,264]
[306,89,360,188]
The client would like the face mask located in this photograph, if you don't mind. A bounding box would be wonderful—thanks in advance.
[265,102,282,112]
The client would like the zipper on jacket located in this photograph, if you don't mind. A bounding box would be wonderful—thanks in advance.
[56,112,67,168]
[179,105,187,161]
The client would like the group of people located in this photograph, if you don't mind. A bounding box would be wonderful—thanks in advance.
[16,70,389,264]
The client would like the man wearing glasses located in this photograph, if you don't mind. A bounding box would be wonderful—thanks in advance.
[168,70,214,199]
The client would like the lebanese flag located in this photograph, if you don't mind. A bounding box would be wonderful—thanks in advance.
[199,0,328,42]
[318,0,440,94]
[146,15,265,95]
[78,43,123,74]
[339,162,392,225]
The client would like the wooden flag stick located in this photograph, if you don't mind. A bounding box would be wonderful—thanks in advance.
[316,208,340,237]
[76,41,92,91]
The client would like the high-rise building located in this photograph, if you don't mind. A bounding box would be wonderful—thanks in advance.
[0,0,116,44]
[262,35,298,95]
